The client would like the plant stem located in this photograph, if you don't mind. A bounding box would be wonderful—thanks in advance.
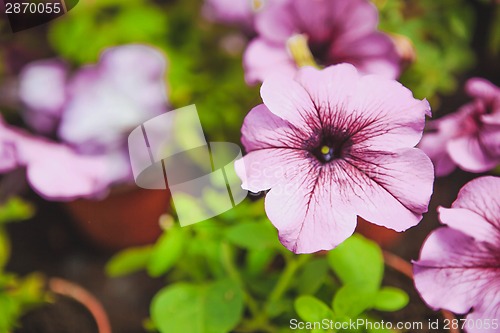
[220,242,262,320]
[268,254,311,303]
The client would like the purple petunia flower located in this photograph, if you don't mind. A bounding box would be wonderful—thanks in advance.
[235,64,433,253]
[243,0,400,84]
[413,176,500,332]
[2,44,169,200]
[0,116,112,200]
[419,78,500,176]
[202,0,257,28]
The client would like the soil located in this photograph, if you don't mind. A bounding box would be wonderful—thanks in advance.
[15,295,98,333]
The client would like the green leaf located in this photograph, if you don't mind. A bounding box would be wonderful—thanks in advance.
[265,298,293,318]
[296,258,329,295]
[294,295,334,322]
[245,248,275,276]
[225,221,278,250]
[332,285,376,318]
[151,279,244,333]
[373,287,409,312]
[106,246,152,277]
[147,227,186,277]
[327,234,383,291]
[0,197,34,225]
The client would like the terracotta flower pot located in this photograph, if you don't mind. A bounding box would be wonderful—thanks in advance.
[65,187,171,251]
[17,278,111,333]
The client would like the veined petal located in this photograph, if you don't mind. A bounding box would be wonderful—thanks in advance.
[294,64,360,124]
[438,207,498,244]
[413,227,500,317]
[260,72,319,132]
[450,176,500,231]
[264,162,357,253]
[235,148,306,194]
[240,104,308,151]
[342,148,434,231]
[349,74,430,150]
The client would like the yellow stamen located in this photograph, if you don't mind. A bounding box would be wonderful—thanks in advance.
[321,146,330,155]
[286,34,319,68]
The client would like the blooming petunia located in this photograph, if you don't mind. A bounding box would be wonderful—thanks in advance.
[0,117,114,200]
[419,78,500,176]
[8,44,169,199]
[235,64,433,253]
[243,0,400,84]
[18,59,67,134]
[413,176,500,332]
[203,0,257,28]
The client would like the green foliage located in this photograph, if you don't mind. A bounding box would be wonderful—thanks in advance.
[49,0,168,64]
[327,234,383,291]
[0,198,46,333]
[0,273,46,333]
[294,296,335,323]
[0,197,34,225]
[373,287,409,312]
[106,224,187,278]
[289,235,409,332]
[151,279,244,333]
[148,226,187,277]
[225,221,279,250]
[106,246,153,278]
[377,0,475,103]
[108,208,409,333]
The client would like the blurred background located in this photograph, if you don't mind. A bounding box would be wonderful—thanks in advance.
[0,0,499,332]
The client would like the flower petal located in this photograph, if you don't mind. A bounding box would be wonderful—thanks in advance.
[240,104,308,151]
[296,65,429,151]
[1,122,114,200]
[438,207,498,244]
[294,64,359,122]
[255,0,295,43]
[260,72,319,131]
[264,161,357,253]
[235,148,306,194]
[418,131,456,176]
[243,39,296,84]
[18,60,68,133]
[58,45,168,152]
[342,148,434,231]
[348,74,430,150]
[332,32,400,79]
[450,176,500,231]
[413,227,500,317]
[447,135,500,173]
[465,77,500,102]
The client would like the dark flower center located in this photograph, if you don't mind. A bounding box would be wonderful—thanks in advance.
[309,134,346,164]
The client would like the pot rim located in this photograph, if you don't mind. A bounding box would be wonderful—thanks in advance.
[48,277,112,333]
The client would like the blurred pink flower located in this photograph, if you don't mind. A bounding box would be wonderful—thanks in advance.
[203,0,257,28]
[4,44,169,200]
[419,78,500,176]
[413,176,500,332]
[235,64,433,253]
[0,117,112,200]
[243,0,400,84]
